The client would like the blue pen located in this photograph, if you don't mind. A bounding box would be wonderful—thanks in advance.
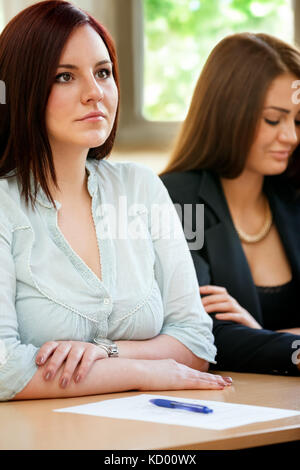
[149,398,213,414]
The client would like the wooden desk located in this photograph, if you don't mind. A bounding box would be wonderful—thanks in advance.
[0,372,299,450]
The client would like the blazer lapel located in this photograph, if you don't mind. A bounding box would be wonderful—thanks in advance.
[197,171,263,321]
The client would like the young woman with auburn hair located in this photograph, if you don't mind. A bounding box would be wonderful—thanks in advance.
[161,32,300,375]
[0,1,232,401]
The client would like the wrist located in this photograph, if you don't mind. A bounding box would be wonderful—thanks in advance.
[133,359,155,390]
[93,338,119,357]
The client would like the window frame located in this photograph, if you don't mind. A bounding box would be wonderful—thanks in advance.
[114,0,299,151]
[114,0,180,151]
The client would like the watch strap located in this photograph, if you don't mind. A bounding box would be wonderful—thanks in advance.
[94,338,119,357]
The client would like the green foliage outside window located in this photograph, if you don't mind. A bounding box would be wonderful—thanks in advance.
[144,0,293,121]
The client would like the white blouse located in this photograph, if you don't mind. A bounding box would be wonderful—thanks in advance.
[0,158,216,400]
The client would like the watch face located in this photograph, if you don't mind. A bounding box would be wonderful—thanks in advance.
[109,345,119,357]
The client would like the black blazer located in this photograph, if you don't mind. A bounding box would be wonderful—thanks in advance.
[161,170,300,375]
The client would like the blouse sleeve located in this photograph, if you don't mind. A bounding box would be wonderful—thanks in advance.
[140,165,217,364]
[0,217,38,401]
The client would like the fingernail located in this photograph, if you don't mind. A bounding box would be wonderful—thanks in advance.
[224,376,233,384]
[74,374,81,384]
[36,356,44,365]
[60,377,68,389]
[45,371,52,381]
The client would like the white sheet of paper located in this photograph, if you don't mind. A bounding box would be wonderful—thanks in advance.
[53,394,300,430]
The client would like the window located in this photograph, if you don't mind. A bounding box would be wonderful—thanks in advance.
[115,0,298,150]
[144,0,294,122]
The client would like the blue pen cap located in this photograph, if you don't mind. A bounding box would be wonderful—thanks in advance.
[150,398,174,408]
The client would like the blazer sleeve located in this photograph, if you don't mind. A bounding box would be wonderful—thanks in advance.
[161,174,300,376]
[189,241,300,375]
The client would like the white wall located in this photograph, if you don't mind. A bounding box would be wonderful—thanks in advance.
[0,0,117,35]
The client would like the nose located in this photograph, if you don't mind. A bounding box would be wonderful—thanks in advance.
[81,75,104,104]
[278,122,299,146]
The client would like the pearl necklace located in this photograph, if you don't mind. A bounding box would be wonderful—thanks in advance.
[235,201,273,244]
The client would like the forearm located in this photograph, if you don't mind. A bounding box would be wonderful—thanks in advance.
[213,322,300,375]
[11,336,209,400]
[12,357,143,401]
[116,334,209,372]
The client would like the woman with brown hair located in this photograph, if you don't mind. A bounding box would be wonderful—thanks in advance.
[161,32,300,375]
[0,0,232,401]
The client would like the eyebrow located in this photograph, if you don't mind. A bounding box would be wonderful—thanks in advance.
[57,60,112,70]
[263,106,290,114]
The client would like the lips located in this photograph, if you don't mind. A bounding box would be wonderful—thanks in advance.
[78,111,105,121]
[269,150,290,160]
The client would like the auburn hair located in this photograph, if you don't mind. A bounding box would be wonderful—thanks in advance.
[162,32,300,186]
[0,0,120,208]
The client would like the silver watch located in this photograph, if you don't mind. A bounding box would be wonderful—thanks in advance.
[94,337,119,357]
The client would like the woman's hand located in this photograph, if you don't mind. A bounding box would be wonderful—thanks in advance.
[276,328,300,335]
[200,285,262,329]
[35,341,108,388]
[139,359,232,391]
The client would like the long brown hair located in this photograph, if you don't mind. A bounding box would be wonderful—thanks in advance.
[0,0,120,208]
[161,32,300,185]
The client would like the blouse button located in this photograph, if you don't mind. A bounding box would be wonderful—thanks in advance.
[103,298,110,305]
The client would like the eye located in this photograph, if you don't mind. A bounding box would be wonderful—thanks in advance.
[295,119,300,126]
[55,72,73,83]
[96,68,112,79]
[54,68,112,84]
[264,118,279,126]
